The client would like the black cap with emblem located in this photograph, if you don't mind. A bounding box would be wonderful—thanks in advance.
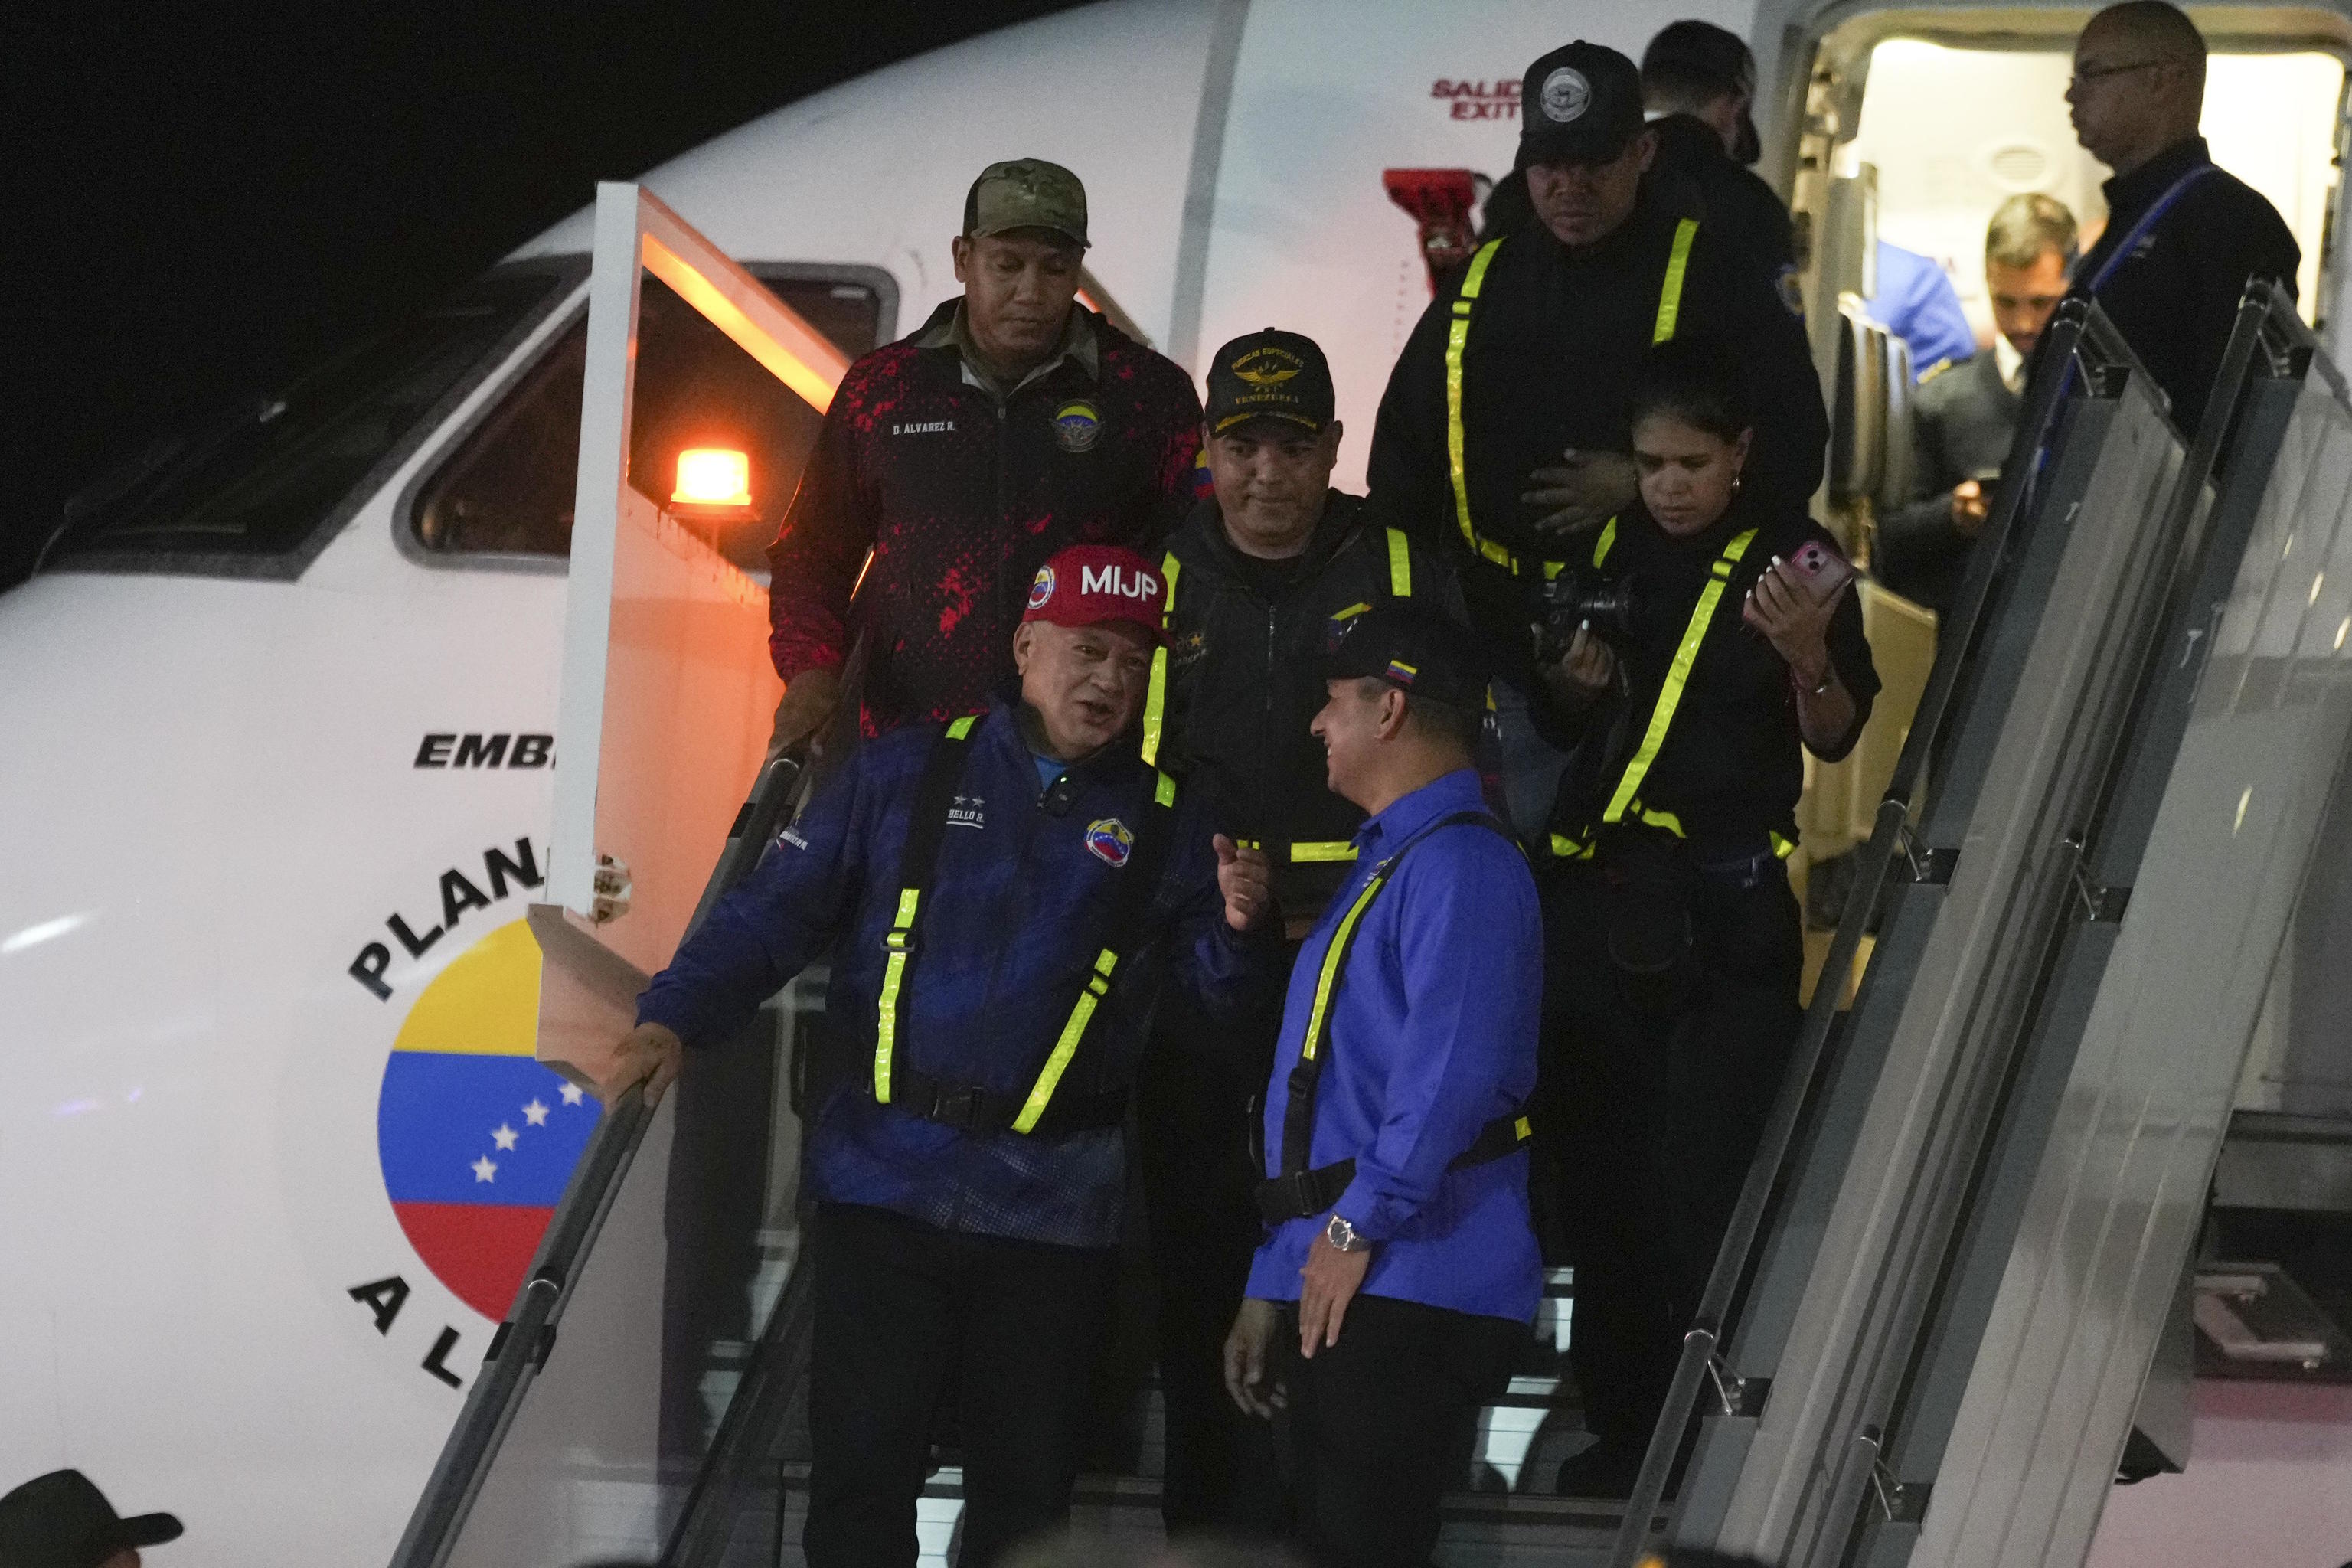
[1321,599,1491,710]
[1204,328,1336,435]
[1517,40,1647,169]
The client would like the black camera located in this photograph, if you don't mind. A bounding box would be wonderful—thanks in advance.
[1535,570,1641,662]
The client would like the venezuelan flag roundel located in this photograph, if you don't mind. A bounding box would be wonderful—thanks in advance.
[375,919,599,1320]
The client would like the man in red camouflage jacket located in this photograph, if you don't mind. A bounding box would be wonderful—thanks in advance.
[766,157,1207,746]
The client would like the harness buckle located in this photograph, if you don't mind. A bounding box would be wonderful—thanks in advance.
[881,929,918,957]
[917,1082,987,1129]
[1266,1171,1325,1222]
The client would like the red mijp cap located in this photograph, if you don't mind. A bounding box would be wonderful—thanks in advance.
[1021,544,1168,644]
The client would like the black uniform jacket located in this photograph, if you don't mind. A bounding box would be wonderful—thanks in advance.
[1367,196,1828,677]
[766,302,1204,735]
[2076,136,2298,438]
[1879,352,2020,612]
[1648,113,1798,283]
[1547,498,1881,853]
[1159,490,1461,913]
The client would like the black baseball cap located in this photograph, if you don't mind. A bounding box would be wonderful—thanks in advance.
[1322,600,1491,710]
[1204,328,1336,435]
[1518,41,1647,169]
[0,1471,184,1568]
[1642,21,1763,165]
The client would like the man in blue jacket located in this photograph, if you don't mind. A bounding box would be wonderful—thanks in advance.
[1222,602,1543,1568]
[608,543,1278,1568]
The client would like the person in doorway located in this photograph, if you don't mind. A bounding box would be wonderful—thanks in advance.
[607,544,1281,1568]
[1641,21,1798,292]
[1223,602,1543,1568]
[1367,40,1826,838]
[0,1471,183,1568]
[1878,194,2079,612]
[1139,328,1458,1540]
[2066,0,2299,434]
[1535,338,1879,1498]
[765,158,1204,747]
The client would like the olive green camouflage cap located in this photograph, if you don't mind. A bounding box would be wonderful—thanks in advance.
[963,158,1090,248]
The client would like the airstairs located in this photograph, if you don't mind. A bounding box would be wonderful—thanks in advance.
[387,184,2352,1568]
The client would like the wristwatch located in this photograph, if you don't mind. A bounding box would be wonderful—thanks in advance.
[1325,1214,1367,1253]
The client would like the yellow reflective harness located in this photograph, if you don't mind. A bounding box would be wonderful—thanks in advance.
[1444,218,1700,579]
[1548,524,1762,861]
[1138,521,1416,867]
[1254,808,1534,1224]
[873,714,1177,1136]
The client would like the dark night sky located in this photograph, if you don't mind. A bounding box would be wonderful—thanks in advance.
[15,1,1089,593]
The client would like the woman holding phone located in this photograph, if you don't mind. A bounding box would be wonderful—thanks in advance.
[1535,335,1880,1499]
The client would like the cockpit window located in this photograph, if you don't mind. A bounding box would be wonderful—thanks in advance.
[410,269,890,572]
[46,269,565,575]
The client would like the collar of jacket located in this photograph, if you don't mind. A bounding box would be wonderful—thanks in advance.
[1178,488,1366,585]
[2101,134,2210,227]
[1352,766,1488,854]
[913,298,1100,396]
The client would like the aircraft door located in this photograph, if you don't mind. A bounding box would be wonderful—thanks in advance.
[389,185,850,1568]
[544,182,850,1005]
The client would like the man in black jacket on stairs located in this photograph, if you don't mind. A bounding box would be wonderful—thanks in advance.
[1136,328,1462,1539]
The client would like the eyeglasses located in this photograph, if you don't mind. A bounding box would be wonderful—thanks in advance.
[2067,56,2189,90]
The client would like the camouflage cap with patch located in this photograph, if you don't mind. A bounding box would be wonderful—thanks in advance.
[964,158,1090,248]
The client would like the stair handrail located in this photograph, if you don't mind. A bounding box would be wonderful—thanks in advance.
[387,746,808,1568]
[1606,296,2174,1567]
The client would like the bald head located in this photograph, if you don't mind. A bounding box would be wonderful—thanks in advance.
[2069,2,2207,175]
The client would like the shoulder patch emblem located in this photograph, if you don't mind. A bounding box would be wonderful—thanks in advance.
[1084,817,1135,867]
[1054,400,1103,453]
[1775,263,1806,320]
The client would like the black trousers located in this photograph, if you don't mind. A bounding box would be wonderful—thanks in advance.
[1135,1000,1288,1538]
[1540,854,1802,1458]
[1282,1295,1522,1568]
[805,1202,1117,1568]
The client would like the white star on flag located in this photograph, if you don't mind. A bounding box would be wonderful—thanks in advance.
[560,1083,585,1106]
[523,1099,550,1126]
[472,1155,498,1183]
[492,1124,519,1151]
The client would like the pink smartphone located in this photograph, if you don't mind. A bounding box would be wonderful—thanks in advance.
[1782,538,1856,601]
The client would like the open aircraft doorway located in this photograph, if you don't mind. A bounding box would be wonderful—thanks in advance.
[1780,8,2350,339]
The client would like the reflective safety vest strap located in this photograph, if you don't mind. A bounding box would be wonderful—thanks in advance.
[1654,217,1698,343]
[1444,239,1512,570]
[1140,551,1182,766]
[874,714,981,1104]
[1592,517,1618,568]
[875,717,1178,1135]
[1600,527,1758,829]
[1236,837,1361,865]
[1011,769,1176,1132]
[1277,809,1517,1185]
[1442,220,1697,580]
[1385,527,1413,597]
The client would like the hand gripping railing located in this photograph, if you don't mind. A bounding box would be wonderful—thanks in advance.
[387,746,807,1568]
[1606,296,2175,1567]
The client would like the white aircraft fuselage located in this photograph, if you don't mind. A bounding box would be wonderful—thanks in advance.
[5,2,2347,1564]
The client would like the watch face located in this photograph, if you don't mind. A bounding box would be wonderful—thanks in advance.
[1326,1214,1356,1250]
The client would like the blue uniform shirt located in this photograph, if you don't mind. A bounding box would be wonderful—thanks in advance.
[1866,241,1978,381]
[636,698,1274,1248]
[1244,768,1544,1323]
